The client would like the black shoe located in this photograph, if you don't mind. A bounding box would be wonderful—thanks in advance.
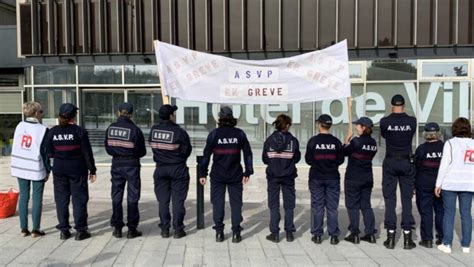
[311,235,322,244]
[419,240,433,248]
[31,230,46,238]
[161,228,170,238]
[232,233,242,243]
[127,229,142,239]
[403,231,416,250]
[435,238,443,245]
[75,231,91,241]
[174,229,187,239]
[21,229,31,237]
[60,230,72,240]
[266,233,279,243]
[361,234,376,244]
[330,236,339,245]
[286,232,294,242]
[344,233,360,244]
[383,231,396,249]
[216,231,225,242]
[112,228,122,238]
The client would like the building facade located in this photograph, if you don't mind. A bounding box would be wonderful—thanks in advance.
[1,0,473,166]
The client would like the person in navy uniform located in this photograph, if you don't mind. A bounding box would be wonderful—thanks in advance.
[104,102,146,239]
[149,104,192,239]
[305,114,344,245]
[263,114,301,243]
[342,117,378,244]
[414,122,444,248]
[45,103,97,241]
[380,94,417,249]
[199,106,253,243]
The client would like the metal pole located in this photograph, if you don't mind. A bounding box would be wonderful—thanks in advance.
[196,155,205,229]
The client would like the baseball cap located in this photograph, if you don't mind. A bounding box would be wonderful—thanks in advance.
[59,103,78,119]
[424,122,440,132]
[317,114,333,126]
[353,116,374,128]
[391,94,405,106]
[218,106,234,119]
[158,104,178,120]
[118,102,134,114]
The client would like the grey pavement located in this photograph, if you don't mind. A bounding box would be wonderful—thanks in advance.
[0,158,473,267]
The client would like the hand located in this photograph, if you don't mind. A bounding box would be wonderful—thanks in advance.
[199,177,207,186]
[43,174,50,182]
[413,189,416,196]
[344,134,353,144]
[242,176,250,185]
[89,174,97,183]
[434,187,442,198]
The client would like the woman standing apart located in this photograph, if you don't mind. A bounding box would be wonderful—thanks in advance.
[11,102,50,237]
[45,103,97,241]
[435,117,474,254]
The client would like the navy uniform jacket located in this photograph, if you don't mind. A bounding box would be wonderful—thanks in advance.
[149,120,192,166]
[380,113,417,156]
[414,140,444,190]
[262,131,301,179]
[343,135,378,180]
[305,133,345,180]
[45,124,96,176]
[104,116,146,166]
[200,126,253,182]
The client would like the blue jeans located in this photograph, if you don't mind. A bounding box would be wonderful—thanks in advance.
[17,178,45,231]
[441,190,473,247]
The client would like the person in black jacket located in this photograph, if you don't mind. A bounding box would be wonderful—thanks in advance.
[45,103,97,241]
[263,114,301,243]
[150,104,192,239]
[380,94,417,249]
[342,117,378,244]
[414,122,444,248]
[199,106,253,243]
[105,102,146,239]
[305,114,344,245]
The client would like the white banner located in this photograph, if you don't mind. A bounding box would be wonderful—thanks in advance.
[154,40,351,104]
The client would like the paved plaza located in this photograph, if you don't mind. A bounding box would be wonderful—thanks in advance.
[0,158,472,266]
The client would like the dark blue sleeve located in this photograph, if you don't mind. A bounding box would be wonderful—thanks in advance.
[293,138,301,164]
[241,131,254,177]
[343,137,356,156]
[336,140,345,165]
[262,138,269,165]
[136,128,147,158]
[380,118,387,138]
[80,128,97,175]
[199,131,215,178]
[305,138,313,165]
[40,128,51,173]
[179,130,192,160]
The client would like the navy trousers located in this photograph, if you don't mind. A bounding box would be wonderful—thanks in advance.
[309,179,340,237]
[211,178,243,234]
[344,179,376,235]
[110,165,141,230]
[53,175,89,232]
[382,158,416,231]
[267,177,296,234]
[153,165,190,231]
[415,187,444,241]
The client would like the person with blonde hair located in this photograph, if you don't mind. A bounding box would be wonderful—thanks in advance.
[11,102,50,237]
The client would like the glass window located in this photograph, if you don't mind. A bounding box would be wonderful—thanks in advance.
[34,66,76,84]
[25,67,32,85]
[34,88,77,120]
[338,0,355,47]
[318,0,337,48]
[349,63,363,79]
[124,65,159,84]
[397,0,414,46]
[422,61,469,77]
[0,114,22,156]
[79,65,122,84]
[366,83,417,165]
[367,60,417,80]
[377,0,394,46]
[357,0,375,47]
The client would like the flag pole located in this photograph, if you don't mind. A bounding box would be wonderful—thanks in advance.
[154,40,170,105]
[346,96,353,143]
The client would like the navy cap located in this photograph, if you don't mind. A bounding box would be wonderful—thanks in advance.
[391,94,405,106]
[59,103,78,119]
[218,106,234,119]
[159,104,178,120]
[424,122,440,132]
[353,116,374,128]
[118,102,134,114]
[317,114,333,126]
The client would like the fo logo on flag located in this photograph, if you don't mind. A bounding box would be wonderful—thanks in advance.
[464,149,474,165]
[21,135,33,149]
